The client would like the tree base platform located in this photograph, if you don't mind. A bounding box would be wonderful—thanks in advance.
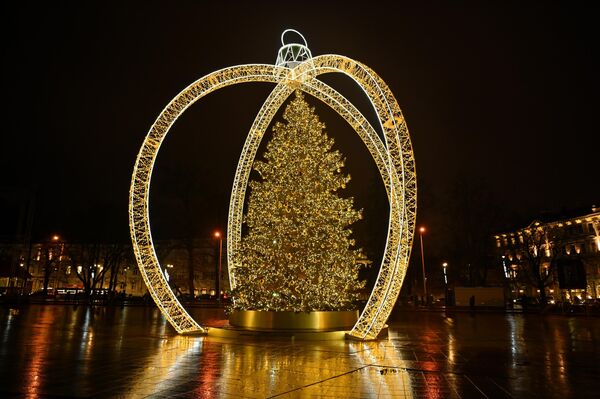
[228,310,358,330]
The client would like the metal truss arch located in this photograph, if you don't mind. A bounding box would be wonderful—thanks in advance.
[226,57,416,340]
[312,55,417,339]
[129,64,288,334]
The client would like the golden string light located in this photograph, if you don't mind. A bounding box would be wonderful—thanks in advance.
[129,30,417,338]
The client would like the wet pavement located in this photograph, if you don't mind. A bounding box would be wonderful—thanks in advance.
[1,305,599,398]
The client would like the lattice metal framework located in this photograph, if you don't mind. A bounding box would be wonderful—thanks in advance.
[129,33,417,338]
[276,29,313,68]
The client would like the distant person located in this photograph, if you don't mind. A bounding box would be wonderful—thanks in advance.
[469,295,475,310]
[521,294,528,311]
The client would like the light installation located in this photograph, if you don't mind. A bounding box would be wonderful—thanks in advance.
[129,30,417,339]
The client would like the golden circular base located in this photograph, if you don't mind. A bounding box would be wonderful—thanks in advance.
[229,310,359,331]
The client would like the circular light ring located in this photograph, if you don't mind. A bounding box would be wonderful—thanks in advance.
[227,56,416,339]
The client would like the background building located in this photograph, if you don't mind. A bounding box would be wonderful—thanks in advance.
[1,237,228,299]
[495,205,600,303]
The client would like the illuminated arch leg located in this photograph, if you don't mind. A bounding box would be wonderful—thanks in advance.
[130,64,290,334]
[309,56,417,339]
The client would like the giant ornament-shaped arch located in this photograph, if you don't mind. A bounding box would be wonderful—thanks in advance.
[129,30,417,339]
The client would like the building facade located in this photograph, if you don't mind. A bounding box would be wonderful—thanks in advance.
[494,206,600,303]
[1,238,229,299]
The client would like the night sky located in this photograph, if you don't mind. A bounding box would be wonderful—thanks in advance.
[2,1,598,253]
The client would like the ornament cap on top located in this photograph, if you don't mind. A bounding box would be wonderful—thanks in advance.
[276,29,313,68]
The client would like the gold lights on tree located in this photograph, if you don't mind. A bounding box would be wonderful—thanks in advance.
[233,92,365,312]
[129,29,417,339]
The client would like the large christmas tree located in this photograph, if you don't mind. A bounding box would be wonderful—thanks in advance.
[233,91,366,312]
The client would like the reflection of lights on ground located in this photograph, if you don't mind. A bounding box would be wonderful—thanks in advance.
[25,307,55,399]
[447,335,456,364]
[211,338,421,398]
[2,308,595,398]
[1,309,19,352]
[123,336,205,398]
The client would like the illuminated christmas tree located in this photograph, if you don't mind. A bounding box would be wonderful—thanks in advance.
[233,91,366,312]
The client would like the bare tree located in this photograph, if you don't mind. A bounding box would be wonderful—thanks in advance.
[67,243,114,300]
[507,224,565,305]
[154,163,214,297]
[439,176,507,286]
[40,239,64,295]
[103,243,128,298]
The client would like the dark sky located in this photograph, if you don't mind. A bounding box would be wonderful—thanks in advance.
[1,1,598,247]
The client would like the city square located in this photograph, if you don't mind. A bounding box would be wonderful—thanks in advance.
[1,2,599,398]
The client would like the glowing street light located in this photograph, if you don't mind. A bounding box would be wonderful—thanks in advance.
[419,227,427,302]
[52,235,60,241]
[442,261,449,306]
[214,231,223,302]
[164,264,173,283]
[442,262,448,285]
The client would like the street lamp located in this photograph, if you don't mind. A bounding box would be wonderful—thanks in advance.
[50,234,63,295]
[214,231,223,302]
[442,261,448,306]
[164,264,173,283]
[419,227,427,304]
[442,262,448,285]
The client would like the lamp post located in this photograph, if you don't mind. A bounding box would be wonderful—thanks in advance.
[51,235,61,295]
[214,231,223,302]
[442,262,448,305]
[442,262,448,285]
[419,227,427,304]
